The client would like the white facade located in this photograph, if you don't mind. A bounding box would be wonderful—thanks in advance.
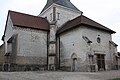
[4,16,48,65]
[13,27,48,65]
[14,27,47,57]
[4,15,14,42]
[39,4,82,27]
[59,26,113,71]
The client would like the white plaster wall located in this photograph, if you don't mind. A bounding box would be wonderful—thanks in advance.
[7,43,12,53]
[60,27,84,64]
[109,42,118,67]
[55,4,81,27]
[82,27,112,61]
[39,6,53,23]
[118,59,120,66]
[60,26,112,67]
[14,27,48,57]
[4,15,14,41]
[39,4,82,27]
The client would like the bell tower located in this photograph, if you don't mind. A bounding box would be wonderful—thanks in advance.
[39,0,83,70]
[39,0,82,27]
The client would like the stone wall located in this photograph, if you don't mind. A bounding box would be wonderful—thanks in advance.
[59,25,113,71]
[109,42,118,70]
[4,15,14,42]
[0,44,4,64]
[39,5,53,23]
[0,44,4,71]
[14,27,48,57]
[55,4,82,27]
[12,27,48,71]
[40,4,82,27]
[15,56,47,71]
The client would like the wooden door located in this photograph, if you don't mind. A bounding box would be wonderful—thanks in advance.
[96,54,105,71]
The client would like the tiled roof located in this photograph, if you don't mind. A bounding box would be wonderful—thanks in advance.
[41,0,80,13]
[9,10,50,30]
[55,0,79,11]
[57,15,115,34]
[109,41,118,46]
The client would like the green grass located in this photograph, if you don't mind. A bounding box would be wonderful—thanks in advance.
[112,78,120,80]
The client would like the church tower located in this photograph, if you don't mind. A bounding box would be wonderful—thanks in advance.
[39,0,83,27]
[39,0,82,70]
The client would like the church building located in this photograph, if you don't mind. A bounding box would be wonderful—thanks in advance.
[1,0,120,71]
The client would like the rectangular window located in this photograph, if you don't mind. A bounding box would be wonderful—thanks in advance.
[50,13,52,21]
[53,7,56,21]
[96,54,105,71]
[57,12,60,20]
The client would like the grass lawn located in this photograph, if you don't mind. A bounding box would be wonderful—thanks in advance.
[112,78,120,80]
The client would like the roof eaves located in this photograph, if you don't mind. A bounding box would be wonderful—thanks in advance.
[81,23,116,34]
[109,41,118,46]
[81,15,116,34]
[13,24,50,31]
[57,15,116,34]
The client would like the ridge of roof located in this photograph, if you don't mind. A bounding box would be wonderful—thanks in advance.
[41,0,80,13]
[8,10,50,30]
[57,15,115,34]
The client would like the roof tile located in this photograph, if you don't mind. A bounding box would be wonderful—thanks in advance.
[41,0,80,13]
[57,15,115,34]
[9,10,50,30]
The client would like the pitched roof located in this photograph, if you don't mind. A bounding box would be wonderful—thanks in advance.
[109,41,118,46]
[57,15,115,34]
[41,0,80,13]
[9,10,50,30]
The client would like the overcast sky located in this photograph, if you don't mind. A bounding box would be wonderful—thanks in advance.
[0,0,120,51]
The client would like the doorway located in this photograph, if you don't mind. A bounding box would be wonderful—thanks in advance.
[4,64,9,71]
[71,53,77,72]
[96,54,105,71]
[72,58,77,72]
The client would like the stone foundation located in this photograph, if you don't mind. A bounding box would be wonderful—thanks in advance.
[3,63,47,71]
[16,64,47,71]
[60,66,71,71]
[60,65,93,72]
[0,64,3,71]
[60,58,96,72]
[60,59,89,72]
[3,56,48,71]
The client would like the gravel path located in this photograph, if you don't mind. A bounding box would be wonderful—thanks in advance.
[0,70,119,80]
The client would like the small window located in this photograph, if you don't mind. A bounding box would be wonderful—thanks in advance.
[50,13,52,21]
[57,12,60,20]
[97,37,101,43]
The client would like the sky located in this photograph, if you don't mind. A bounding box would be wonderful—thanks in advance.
[0,0,120,51]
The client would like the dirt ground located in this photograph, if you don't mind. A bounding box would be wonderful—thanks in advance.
[0,70,120,80]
